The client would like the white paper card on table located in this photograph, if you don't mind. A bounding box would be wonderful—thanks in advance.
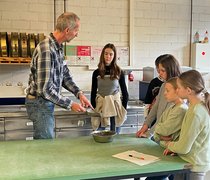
[112,150,160,166]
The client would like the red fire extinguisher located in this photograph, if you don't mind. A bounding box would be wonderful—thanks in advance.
[128,72,134,81]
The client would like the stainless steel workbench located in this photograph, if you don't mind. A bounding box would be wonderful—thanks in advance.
[0,101,144,141]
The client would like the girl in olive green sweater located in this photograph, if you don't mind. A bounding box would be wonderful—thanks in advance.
[163,70,210,180]
[153,77,188,143]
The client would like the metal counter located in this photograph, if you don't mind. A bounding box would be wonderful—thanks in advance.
[0,102,145,140]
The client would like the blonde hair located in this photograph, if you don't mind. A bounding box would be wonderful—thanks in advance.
[166,77,178,89]
[179,70,210,114]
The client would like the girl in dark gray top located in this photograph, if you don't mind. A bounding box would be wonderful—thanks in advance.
[91,43,129,133]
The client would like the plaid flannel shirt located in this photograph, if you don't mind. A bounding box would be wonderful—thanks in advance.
[27,33,81,109]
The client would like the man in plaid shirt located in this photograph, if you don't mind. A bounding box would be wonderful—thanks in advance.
[25,12,92,139]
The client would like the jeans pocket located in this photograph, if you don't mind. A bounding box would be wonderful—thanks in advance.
[25,99,38,121]
[38,97,54,113]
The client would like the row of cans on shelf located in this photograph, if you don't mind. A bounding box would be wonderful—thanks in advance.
[0,32,45,58]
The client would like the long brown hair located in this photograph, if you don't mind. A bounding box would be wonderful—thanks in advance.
[155,54,168,68]
[179,70,210,115]
[98,43,121,80]
[159,54,181,80]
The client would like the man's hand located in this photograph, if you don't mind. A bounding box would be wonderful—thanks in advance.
[79,93,93,109]
[71,102,86,112]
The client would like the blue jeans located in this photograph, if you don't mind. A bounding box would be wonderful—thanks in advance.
[25,96,55,139]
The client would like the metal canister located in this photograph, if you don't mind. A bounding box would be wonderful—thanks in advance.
[28,33,35,57]
[20,33,28,57]
[0,32,9,57]
[36,33,45,46]
[10,32,19,57]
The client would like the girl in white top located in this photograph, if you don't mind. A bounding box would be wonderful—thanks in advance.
[163,70,210,180]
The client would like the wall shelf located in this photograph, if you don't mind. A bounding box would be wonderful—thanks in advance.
[0,57,31,65]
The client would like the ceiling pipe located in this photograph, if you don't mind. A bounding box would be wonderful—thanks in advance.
[54,0,56,30]
[64,0,66,12]
[189,0,193,66]
[129,0,134,67]
[64,0,67,56]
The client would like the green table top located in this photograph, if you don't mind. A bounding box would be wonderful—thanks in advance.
[0,134,188,180]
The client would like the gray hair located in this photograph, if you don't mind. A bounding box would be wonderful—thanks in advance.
[55,12,80,32]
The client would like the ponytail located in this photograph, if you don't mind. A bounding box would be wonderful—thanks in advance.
[203,91,210,115]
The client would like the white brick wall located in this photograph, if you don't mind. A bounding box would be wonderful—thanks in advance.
[133,0,192,69]
[1,0,210,98]
[1,1,210,177]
